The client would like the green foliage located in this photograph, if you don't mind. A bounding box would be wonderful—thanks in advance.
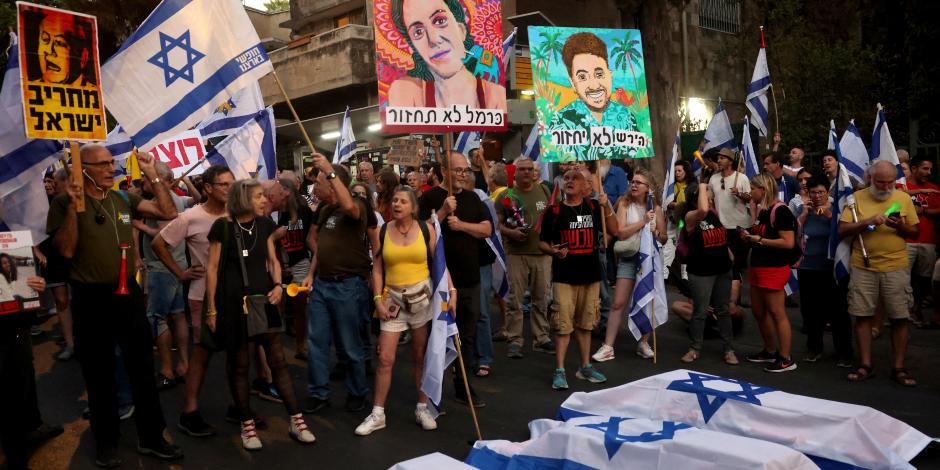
[263,0,290,12]
[610,33,641,93]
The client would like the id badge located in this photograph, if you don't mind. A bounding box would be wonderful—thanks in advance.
[242,249,249,257]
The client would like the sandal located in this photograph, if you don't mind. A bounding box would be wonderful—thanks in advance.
[847,365,875,382]
[155,373,177,391]
[474,365,491,378]
[890,368,917,387]
[680,349,700,363]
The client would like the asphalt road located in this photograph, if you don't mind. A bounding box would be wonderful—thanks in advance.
[10,285,940,470]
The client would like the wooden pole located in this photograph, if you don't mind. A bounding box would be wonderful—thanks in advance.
[444,132,454,194]
[271,71,317,157]
[652,315,657,365]
[69,142,85,212]
[452,334,484,441]
[595,169,608,248]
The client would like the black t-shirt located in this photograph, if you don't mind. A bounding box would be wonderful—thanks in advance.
[538,199,602,285]
[478,203,496,266]
[315,199,371,279]
[748,204,797,268]
[685,211,732,276]
[278,205,314,266]
[418,186,487,287]
[473,170,487,192]
[208,216,277,294]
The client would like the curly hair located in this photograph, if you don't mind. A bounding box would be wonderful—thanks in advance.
[561,32,609,77]
[0,253,18,284]
[392,0,478,81]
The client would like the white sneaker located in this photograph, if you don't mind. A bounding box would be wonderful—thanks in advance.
[415,405,437,431]
[636,342,654,359]
[288,413,316,443]
[354,411,386,436]
[592,344,615,362]
[240,420,263,451]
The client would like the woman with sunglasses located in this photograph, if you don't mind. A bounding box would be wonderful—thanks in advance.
[740,173,798,373]
[592,168,667,362]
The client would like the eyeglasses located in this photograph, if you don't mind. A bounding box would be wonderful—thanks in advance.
[630,180,648,187]
[84,159,116,168]
[451,168,472,175]
[809,190,828,197]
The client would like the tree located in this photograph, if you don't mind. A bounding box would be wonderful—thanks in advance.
[263,0,289,12]
[611,32,642,94]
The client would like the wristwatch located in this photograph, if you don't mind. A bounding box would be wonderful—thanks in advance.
[151,177,161,184]
[325,172,336,180]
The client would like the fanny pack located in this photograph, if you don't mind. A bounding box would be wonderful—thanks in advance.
[386,280,431,314]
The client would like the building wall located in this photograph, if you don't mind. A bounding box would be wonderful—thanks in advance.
[246,7,292,44]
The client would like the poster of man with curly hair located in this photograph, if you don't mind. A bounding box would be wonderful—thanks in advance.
[529,26,653,161]
[17,2,106,141]
[374,0,507,133]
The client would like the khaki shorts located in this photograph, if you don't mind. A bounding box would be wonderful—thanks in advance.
[907,243,936,278]
[551,282,600,335]
[847,268,912,320]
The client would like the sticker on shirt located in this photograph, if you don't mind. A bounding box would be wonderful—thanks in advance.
[324,216,337,230]
[118,212,131,224]
[536,201,547,212]
[569,215,595,229]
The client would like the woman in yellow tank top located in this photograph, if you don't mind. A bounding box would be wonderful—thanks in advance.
[356,186,455,437]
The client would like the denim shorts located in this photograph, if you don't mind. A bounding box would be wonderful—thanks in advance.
[146,270,185,338]
[616,255,637,280]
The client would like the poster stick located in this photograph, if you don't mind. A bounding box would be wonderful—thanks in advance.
[271,71,317,156]
[172,152,207,184]
[453,334,484,441]
[444,132,454,195]
[652,319,657,365]
[595,169,608,248]
[69,142,85,213]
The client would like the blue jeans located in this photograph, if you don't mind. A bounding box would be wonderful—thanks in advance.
[306,276,370,399]
[476,264,495,367]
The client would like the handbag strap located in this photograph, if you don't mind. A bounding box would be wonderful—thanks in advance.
[231,216,251,288]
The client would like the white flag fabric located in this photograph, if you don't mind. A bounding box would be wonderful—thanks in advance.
[195,82,265,139]
[870,103,905,184]
[501,28,516,74]
[827,119,837,151]
[474,189,508,300]
[453,131,481,157]
[203,108,276,180]
[102,0,273,152]
[662,130,679,208]
[702,99,736,156]
[390,452,474,470]
[740,116,760,178]
[332,107,358,164]
[0,38,63,199]
[522,124,551,184]
[419,214,458,418]
[0,173,51,244]
[839,119,869,183]
[559,369,933,470]
[829,125,857,281]
[626,219,667,340]
[104,125,135,162]
[746,47,771,137]
[467,415,819,470]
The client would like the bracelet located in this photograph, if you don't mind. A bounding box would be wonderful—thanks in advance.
[373,294,383,301]
[449,288,457,293]
[206,310,217,317]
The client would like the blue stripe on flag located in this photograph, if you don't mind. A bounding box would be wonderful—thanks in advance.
[748,96,769,125]
[259,109,277,180]
[131,43,269,148]
[114,0,195,56]
[0,139,64,187]
[198,114,257,137]
[747,75,772,94]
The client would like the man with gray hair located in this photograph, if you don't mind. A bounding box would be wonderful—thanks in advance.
[839,160,919,386]
[495,156,554,358]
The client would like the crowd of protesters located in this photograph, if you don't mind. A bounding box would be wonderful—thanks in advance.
[0,139,933,469]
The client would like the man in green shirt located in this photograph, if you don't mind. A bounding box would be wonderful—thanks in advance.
[495,157,554,358]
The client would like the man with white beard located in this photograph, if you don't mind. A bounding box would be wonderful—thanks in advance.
[598,160,629,205]
[838,160,919,386]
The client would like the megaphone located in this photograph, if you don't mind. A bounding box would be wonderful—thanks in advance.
[286,283,310,297]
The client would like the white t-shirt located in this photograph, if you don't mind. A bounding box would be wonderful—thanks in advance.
[708,172,752,229]
[158,204,225,300]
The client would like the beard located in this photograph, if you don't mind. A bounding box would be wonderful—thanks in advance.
[598,162,610,181]
[868,185,892,202]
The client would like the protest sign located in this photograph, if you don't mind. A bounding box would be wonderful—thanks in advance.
[17,2,106,141]
[528,26,653,161]
[0,231,41,315]
[386,137,423,168]
[147,130,207,178]
[374,0,507,133]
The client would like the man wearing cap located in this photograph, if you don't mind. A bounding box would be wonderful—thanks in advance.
[708,148,752,307]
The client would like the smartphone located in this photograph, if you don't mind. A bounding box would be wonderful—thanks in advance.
[552,242,569,249]
[888,212,901,220]
[387,303,400,318]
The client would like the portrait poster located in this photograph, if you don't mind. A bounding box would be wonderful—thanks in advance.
[374,0,507,133]
[528,26,653,161]
[0,231,41,315]
[17,2,107,141]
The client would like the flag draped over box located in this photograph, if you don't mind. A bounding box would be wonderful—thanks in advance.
[419,215,458,418]
[626,222,667,340]
[101,0,273,152]
[558,369,932,470]
[870,103,904,184]
[746,46,771,137]
[332,106,357,164]
[203,108,276,180]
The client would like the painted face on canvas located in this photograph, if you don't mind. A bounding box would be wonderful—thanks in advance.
[38,13,85,84]
[403,0,468,80]
[570,53,612,112]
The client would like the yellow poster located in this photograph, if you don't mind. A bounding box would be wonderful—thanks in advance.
[17,2,107,141]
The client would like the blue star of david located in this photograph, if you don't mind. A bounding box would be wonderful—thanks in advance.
[148,30,205,87]
[436,290,455,324]
[579,417,691,459]
[666,372,775,423]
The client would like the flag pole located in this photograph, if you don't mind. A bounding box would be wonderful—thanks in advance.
[444,132,454,194]
[652,306,657,365]
[69,142,85,212]
[271,71,317,157]
[849,204,871,268]
[595,167,608,248]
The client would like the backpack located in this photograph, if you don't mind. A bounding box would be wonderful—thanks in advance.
[376,221,432,272]
[767,201,803,268]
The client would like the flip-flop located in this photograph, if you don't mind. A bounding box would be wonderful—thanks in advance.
[890,368,917,387]
[847,365,875,382]
[474,365,491,378]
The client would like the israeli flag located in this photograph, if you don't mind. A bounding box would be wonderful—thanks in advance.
[204,108,276,180]
[502,28,517,73]
[827,120,837,151]
[783,270,799,296]
[467,415,818,470]
[626,220,668,340]
[522,124,551,183]
[195,82,265,139]
[474,189,509,300]
[838,120,869,182]
[740,116,761,178]
[102,0,273,152]
[332,107,358,164]
[703,99,737,155]
[0,37,63,199]
[0,173,52,244]
[453,131,481,156]
[104,125,135,162]
[829,130,856,281]
[662,129,679,208]
[420,214,459,418]
[559,369,933,470]
[746,47,772,137]
[870,103,905,184]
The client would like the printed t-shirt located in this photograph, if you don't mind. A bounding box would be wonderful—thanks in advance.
[278,204,314,266]
[685,211,732,276]
[538,199,602,285]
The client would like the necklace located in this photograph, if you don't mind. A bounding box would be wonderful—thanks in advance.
[395,219,414,236]
[236,218,256,236]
